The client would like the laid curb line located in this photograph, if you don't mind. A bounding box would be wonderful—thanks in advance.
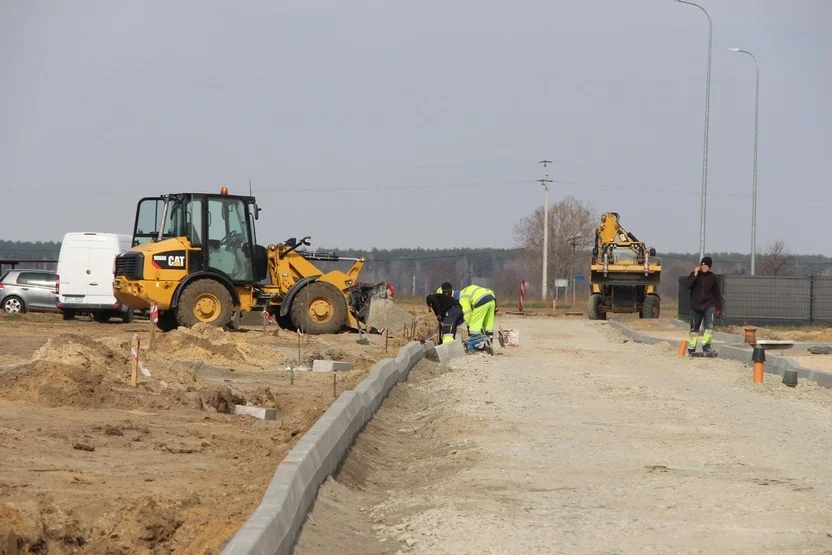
[607,320,832,389]
[221,338,462,555]
[668,318,832,348]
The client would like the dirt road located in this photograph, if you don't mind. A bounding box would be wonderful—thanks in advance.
[296,317,832,554]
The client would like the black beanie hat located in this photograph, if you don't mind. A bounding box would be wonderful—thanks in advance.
[441,282,453,292]
[701,256,713,266]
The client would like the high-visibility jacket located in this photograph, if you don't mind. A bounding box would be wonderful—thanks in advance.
[458,284,496,322]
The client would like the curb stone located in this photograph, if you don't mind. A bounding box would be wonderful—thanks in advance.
[608,320,832,389]
[220,338,466,555]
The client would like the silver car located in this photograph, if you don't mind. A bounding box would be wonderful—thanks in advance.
[0,269,59,313]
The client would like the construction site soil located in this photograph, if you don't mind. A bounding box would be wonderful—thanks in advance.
[0,305,432,554]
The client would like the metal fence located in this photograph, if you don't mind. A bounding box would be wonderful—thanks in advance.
[677,275,832,326]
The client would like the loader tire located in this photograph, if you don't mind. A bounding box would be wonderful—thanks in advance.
[641,295,660,319]
[586,294,605,320]
[290,281,348,335]
[156,310,179,332]
[177,279,234,329]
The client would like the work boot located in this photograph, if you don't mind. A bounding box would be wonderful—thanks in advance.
[687,347,696,357]
[702,343,712,354]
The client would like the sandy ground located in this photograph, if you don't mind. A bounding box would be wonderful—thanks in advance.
[296,316,832,554]
[0,310,423,554]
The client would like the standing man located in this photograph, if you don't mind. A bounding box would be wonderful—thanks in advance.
[684,256,723,356]
[426,282,464,344]
[458,283,497,344]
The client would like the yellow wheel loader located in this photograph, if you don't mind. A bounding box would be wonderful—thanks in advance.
[112,189,386,333]
[585,212,661,320]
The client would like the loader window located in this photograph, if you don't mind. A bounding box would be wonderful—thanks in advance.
[186,198,203,247]
[206,198,253,282]
[133,198,165,246]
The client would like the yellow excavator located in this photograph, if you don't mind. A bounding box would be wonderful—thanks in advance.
[585,212,661,320]
[112,188,386,333]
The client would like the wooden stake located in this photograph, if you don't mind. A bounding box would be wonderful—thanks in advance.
[332,372,336,399]
[385,328,389,353]
[148,302,158,350]
[297,330,302,365]
[130,336,139,387]
[149,318,157,350]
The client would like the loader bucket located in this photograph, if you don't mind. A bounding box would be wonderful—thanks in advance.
[349,281,389,322]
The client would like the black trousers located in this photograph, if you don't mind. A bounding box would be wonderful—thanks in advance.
[441,305,464,343]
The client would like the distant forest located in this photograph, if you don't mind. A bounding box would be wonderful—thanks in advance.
[4,239,832,304]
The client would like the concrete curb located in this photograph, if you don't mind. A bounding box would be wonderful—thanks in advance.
[608,321,832,389]
[220,339,462,555]
[669,318,832,348]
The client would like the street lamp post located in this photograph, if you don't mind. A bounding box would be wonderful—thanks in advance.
[676,0,712,261]
[729,47,760,276]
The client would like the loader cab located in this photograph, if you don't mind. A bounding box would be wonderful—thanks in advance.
[131,191,267,284]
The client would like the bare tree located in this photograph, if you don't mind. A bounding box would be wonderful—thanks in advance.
[489,259,532,301]
[757,238,796,276]
[512,196,596,295]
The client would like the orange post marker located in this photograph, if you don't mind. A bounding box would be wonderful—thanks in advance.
[678,340,688,357]
[753,361,764,384]
[752,346,766,384]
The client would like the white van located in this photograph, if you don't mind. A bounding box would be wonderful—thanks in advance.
[57,232,134,323]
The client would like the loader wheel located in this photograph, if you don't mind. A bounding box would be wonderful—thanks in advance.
[641,295,660,319]
[177,279,234,328]
[290,281,348,334]
[585,294,605,320]
[156,310,179,332]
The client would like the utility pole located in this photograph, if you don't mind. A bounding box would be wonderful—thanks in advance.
[537,160,552,301]
[568,234,581,308]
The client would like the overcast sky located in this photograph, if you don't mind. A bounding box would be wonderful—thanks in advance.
[1,1,829,257]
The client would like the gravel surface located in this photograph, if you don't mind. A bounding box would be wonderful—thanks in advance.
[296,317,832,554]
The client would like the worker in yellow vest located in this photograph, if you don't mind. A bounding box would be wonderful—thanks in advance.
[458,284,497,341]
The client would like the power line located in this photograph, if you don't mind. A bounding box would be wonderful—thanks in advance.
[4,176,832,205]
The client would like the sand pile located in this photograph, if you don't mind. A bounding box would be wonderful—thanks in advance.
[364,298,416,333]
[154,323,252,363]
[0,334,129,407]
[0,334,202,408]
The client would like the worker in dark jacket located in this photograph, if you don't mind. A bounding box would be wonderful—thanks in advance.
[683,256,723,356]
[426,282,464,344]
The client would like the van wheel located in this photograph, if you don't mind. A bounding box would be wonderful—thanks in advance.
[121,310,134,324]
[91,312,110,323]
[62,310,76,320]
[177,279,233,328]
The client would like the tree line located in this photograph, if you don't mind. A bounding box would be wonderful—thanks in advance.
[2,228,830,302]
